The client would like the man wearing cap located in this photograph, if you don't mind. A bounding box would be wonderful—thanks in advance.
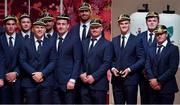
[137,11,159,104]
[18,13,33,39]
[111,14,144,104]
[19,19,56,104]
[0,15,23,103]
[71,2,92,41]
[53,14,82,104]
[145,25,179,104]
[80,18,112,104]
[41,12,57,40]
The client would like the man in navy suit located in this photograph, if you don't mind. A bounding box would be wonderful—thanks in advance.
[0,15,23,104]
[18,13,33,39]
[137,11,159,104]
[146,25,179,104]
[71,2,92,41]
[53,14,82,104]
[41,12,57,39]
[111,14,145,104]
[80,18,112,104]
[0,26,5,35]
[19,19,56,104]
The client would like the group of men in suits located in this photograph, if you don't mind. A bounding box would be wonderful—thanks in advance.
[111,12,179,104]
[0,2,179,104]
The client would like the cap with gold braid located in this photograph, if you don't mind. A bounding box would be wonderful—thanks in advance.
[79,2,91,11]
[41,12,54,21]
[90,18,102,27]
[117,14,130,22]
[19,13,30,21]
[33,18,46,26]
[154,25,167,34]
[3,15,17,23]
[146,11,159,19]
[56,14,70,21]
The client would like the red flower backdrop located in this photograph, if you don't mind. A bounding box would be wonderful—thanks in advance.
[0,0,111,39]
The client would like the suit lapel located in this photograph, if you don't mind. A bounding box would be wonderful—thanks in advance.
[30,38,39,58]
[84,39,90,58]
[88,37,103,56]
[157,42,170,63]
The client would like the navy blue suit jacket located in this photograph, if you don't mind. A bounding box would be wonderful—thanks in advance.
[81,36,112,91]
[53,32,82,91]
[111,34,145,85]
[19,36,56,87]
[145,41,179,93]
[0,33,23,79]
[70,23,91,40]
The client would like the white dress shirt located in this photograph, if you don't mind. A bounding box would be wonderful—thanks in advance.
[79,21,90,40]
[6,32,16,47]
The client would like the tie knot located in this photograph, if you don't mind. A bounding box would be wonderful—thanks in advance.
[91,38,97,42]
[149,33,153,36]
[47,34,51,38]
[37,40,42,44]
[122,36,126,39]
[58,37,63,40]
[157,45,163,48]
[83,24,87,28]
[9,36,13,40]
[25,34,29,39]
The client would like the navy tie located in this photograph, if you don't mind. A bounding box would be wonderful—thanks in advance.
[89,38,96,53]
[37,40,42,55]
[156,45,163,59]
[148,33,153,46]
[58,37,63,51]
[121,36,126,49]
[9,36,13,50]
[82,25,87,40]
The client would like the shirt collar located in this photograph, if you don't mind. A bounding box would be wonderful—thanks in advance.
[6,32,16,39]
[58,31,68,40]
[45,29,54,36]
[120,32,130,39]
[157,40,168,47]
[21,30,31,37]
[91,34,102,41]
[34,36,44,42]
[80,21,90,27]
[147,31,155,36]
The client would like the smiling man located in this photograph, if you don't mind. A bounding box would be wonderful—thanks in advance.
[111,14,145,104]
[145,25,179,104]
[20,19,56,104]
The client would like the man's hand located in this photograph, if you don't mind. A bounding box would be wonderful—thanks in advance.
[111,68,120,77]
[86,75,95,84]
[32,72,44,83]
[0,79,4,87]
[6,72,17,82]
[121,68,131,78]
[80,72,88,83]
[67,81,75,90]
[149,78,161,90]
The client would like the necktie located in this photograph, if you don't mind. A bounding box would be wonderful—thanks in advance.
[24,34,29,39]
[89,38,96,53]
[156,45,163,59]
[37,40,42,54]
[47,34,51,39]
[121,36,126,49]
[148,33,153,46]
[9,36,13,50]
[58,37,63,51]
[82,25,87,40]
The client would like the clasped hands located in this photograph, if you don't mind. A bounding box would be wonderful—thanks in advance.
[111,68,130,78]
[32,72,44,83]
[149,78,161,91]
[80,72,95,84]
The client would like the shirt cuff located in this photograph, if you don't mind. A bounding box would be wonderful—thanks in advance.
[127,68,131,72]
[111,67,117,71]
[69,79,76,84]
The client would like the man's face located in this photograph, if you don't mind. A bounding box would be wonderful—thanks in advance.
[44,20,54,31]
[79,10,91,22]
[90,26,103,38]
[20,18,32,32]
[5,20,17,35]
[118,20,130,35]
[155,32,167,45]
[33,25,46,39]
[146,17,159,31]
[56,19,69,36]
